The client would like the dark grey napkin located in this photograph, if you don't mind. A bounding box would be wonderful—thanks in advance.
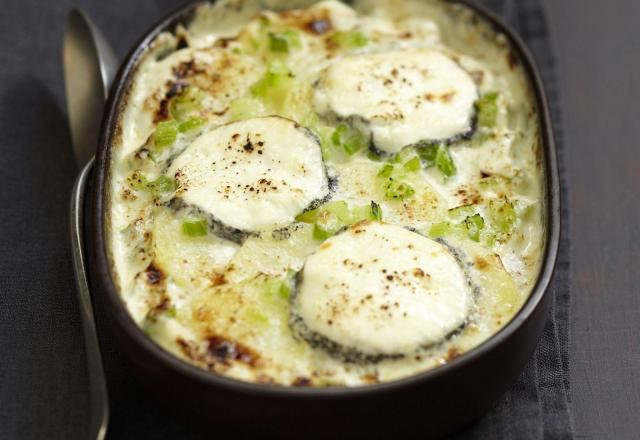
[0,0,571,438]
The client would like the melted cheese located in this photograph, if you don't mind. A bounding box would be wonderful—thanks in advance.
[314,48,477,153]
[168,117,329,232]
[294,222,473,356]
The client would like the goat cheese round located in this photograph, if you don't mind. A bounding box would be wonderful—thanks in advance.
[168,116,329,233]
[293,222,473,357]
[314,48,478,154]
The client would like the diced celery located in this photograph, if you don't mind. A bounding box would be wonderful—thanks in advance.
[250,62,292,97]
[323,201,350,223]
[448,204,476,221]
[147,175,177,195]
[245,307,269,325]
[250,63,295,112]
[464,213,485,242]
[415,142,438,166]
[331,30,368,49]
[154,120,179,149]
[429,222,451,238]
[331,122,366,155]
[370,201,383,221]
[165,306,177,318]
[476,92,499,128]
[488,199,516,236]
[313,211,342,240]
[331,123,349,146]
[228,97,264,121]
[378,163,395,178]
[295,208,320,223]
[302,113,333,158]
[169,86,205,121]
[384,179,415,200]
[128,173,176,196]
[268,30,301,53]
[178,116,204,133]
[435,145,456,178]
[181,219,208,237]
[403,156,421,172]
[367,149,384,162]
[263,276,291,302]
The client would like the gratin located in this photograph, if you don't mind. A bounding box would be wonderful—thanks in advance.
[107,0,544,387]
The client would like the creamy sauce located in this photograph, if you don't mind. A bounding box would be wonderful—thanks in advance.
[107,0,544,387]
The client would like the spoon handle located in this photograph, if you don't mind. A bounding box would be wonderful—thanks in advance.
[70,157,109,440]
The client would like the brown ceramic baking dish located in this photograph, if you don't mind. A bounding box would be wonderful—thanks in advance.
[91,1,560,437]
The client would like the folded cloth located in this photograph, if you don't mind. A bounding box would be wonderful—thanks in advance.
[452,0,574,438]
[0,0,572,438]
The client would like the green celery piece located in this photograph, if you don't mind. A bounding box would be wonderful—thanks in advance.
[415,142,439,167]
[476,92,499,128]
[264,277,291,301]
[367,149,384,162]
[435,145,456,178]
[178,116,204,133]
[313,211,342,240]
[331,123,366,155]
[448,204,476,221]
[343,132,365,155]
[250,63,292,97]
[245,307,269,325]
[181,219,208,237]
[370,201,383,221]
[488,199,517,236]
[269,32,289,52]
[154,120,179,149]
[378,163,395,178]
[385,179,415,200]
[169,86,205,121]
[331,123,349,146]
[302,113,333,158]
[295,207,320,223]
[128,173,176,196]
[147,175,177,195]
[331,30,368,49]
[429,222,451,238]
[228,97,263,121]
[165,306,177,318]
[323,201,350,223]
[403,156,421,172]
[268,30,301,53]
[464,213,485,242]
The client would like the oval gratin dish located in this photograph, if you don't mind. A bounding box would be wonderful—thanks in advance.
[91,0,560,437]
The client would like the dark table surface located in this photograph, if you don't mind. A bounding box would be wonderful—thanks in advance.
[541,0,640,438]
[1,0,639,439]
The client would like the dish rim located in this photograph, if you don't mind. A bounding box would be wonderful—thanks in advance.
[92,0,561,398]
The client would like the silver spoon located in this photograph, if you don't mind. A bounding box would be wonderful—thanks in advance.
[64,9,117,440]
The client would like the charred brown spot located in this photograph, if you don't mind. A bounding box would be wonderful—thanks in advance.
[292,377,312,387]
[362,373,379,384]
[210,272,228,287]
[480,170,492,178]
[445,347,462,361]
[176,35,189,50]
[207,335,259,367]
[214,36,238,48]
[173,60,204,80]
[146,263,165,285]
[243,141,254,152]
[154,81,187,122]
[413,268,425,278]
[474,257,489,270]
